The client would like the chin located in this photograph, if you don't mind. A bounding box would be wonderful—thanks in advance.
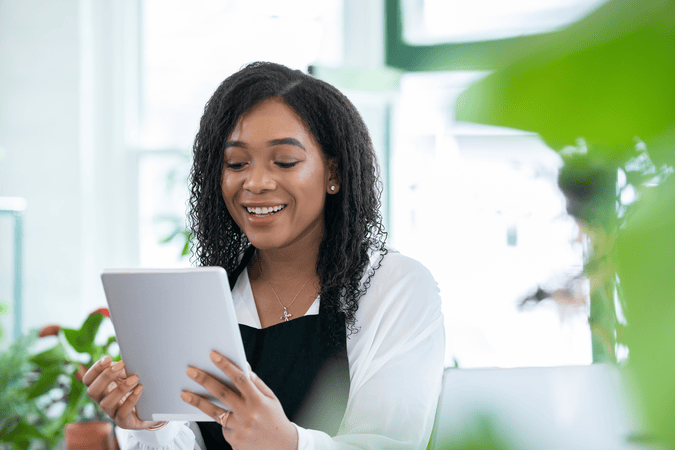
[245,234,287,250]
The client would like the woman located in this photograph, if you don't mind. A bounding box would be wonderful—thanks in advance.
[84,62,445,450]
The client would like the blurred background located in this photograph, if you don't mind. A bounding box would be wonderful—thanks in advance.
[0,0,601,368]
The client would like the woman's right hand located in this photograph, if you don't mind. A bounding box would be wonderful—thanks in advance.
[82,355,165,430]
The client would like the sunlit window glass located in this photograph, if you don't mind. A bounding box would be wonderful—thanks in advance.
[391,72,592,367]
[403,0,610,44]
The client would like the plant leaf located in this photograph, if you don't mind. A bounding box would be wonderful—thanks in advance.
[62,372,90,426]
[24,366,63,400]
[160,228,180,243]
[29,343,67,368]
[0,421,44,450]
[63,312,104,353]
[455,0,675,156]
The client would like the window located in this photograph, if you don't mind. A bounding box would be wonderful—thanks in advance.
[390,72,591,367]
[402,0,610,44]
[137,0,343,267]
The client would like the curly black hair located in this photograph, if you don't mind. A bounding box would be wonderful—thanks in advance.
[187,62,387,344]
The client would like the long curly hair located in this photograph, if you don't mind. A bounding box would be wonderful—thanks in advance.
[187,62,387,343]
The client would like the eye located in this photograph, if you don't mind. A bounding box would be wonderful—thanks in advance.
[276,161,298,169]
[225,162,247,170]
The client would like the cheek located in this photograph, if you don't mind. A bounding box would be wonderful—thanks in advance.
[296,159,327,192]
[221,176,238,209]
[298,177,326,207]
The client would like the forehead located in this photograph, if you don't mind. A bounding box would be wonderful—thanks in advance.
[227,98,316,145]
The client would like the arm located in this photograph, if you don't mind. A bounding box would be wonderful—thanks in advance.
[296,252,446,449]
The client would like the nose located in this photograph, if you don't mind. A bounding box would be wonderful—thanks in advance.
[243,162,275,193]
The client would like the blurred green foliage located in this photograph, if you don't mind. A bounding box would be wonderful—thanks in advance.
[433,417,512,450]
[160,224,192,258]
[0,311,118,450]
[0,301,8,344]
[0,333,39,449]
[456,0,675,445]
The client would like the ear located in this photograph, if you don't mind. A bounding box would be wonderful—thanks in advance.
[326,159,340,195]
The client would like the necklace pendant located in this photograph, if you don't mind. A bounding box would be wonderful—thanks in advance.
[281,307,292,322]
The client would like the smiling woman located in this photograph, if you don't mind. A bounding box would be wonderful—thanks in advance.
[84,62,445,450]
[221,98,336,256]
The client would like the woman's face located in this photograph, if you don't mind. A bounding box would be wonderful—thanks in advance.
[221,97,337,251]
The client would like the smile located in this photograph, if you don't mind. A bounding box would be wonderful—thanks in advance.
[245,205,286,216]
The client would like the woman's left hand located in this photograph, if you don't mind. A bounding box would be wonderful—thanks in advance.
[181,350,298,450]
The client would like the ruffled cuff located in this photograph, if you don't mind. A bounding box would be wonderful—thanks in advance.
[116,422,196,450]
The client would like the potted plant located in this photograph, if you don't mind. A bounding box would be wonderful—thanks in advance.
[0,332,40,450]
[0,308,119,450]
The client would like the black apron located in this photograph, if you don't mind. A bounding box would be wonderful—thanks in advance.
[198,249,350,449]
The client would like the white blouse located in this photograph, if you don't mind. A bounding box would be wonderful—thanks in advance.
[116,249,445,450]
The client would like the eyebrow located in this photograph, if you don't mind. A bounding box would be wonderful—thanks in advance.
[223,138,306,151]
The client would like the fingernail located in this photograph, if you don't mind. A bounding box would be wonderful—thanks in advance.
[101,355,112,367]
[112,361,125,372]
[125,375,139,386]
[210,351,222,362]
[180,391,191,402]
[186,367,198,379]
[135,385,143,395]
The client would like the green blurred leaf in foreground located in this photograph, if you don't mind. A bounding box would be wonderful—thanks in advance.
[456,0,675,161]
[456,0,675,445]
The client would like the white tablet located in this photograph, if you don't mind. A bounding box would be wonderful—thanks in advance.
[100,267,248,422]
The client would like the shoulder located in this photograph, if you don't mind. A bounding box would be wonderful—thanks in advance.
[363,247,439,295]
[356,247,442,327]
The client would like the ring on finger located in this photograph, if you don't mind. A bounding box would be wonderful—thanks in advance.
[217,410,231,428]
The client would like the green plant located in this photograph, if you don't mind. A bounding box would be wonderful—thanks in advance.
[0,301,9,344]
[159,218,192,259]
[0,308,118,450]
[0,332,40,450]
[456,0,675,445]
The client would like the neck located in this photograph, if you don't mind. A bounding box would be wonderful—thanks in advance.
[254,240,321,283]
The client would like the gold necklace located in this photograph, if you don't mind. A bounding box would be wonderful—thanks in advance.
[259,264,314,322]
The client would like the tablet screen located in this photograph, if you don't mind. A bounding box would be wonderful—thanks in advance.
[101,267,248,421]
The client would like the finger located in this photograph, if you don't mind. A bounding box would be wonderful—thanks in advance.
[219,414,242,440]
[75,363,88,382]
[250,371,277,400]
[185,366,245,413]
[82,355,112,386]
[209,351,257,399]
[180,390,230,422]
[100,374,140,417]
[115,384,146,424]
[216,410,233,429]
[86,361,127,402]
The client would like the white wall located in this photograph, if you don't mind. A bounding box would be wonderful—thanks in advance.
[0,0,385,337]
[0,0,138,333]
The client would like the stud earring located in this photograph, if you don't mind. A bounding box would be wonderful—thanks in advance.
[330,186,336,191]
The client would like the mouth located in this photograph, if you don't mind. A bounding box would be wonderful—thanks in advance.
[244,204,286,217]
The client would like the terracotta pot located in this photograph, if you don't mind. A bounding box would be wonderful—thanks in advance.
[64,422,118,450]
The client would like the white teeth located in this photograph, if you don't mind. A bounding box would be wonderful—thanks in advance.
[246,205,285,215]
